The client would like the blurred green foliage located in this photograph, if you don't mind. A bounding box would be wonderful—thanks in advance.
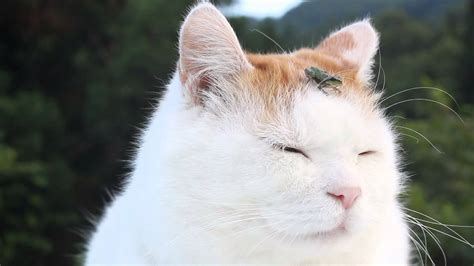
[0,0,472,265]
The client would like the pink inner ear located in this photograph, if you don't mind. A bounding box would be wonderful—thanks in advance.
[317,31,357,59]
[178,2,251,98]
[315,20,379,82]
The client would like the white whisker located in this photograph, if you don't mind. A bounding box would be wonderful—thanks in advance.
[418,223,472,247]
[380,63,386,92]
[393,115,407,120]
[373,48,382,91]
[408,230,435,266]
[407,226,428,266]
[412,217,474,228]
[386,98,464,124]
[417,220,446,266]
[396,126,443,153]
[244,221,289,257]
[403,208,474,247]
[399,132,420,143]
[406,216,447,266]
[251,29,286,53]
[380,87,460,107]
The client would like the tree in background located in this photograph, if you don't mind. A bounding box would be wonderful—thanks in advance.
[0,0,202,265]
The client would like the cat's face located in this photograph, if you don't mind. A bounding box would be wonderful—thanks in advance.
[167,3,402,253]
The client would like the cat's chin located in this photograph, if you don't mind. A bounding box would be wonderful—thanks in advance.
[270,219,352,245]
[296,223,348,241]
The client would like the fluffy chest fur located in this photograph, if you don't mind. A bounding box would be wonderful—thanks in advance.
[85,2,410,265]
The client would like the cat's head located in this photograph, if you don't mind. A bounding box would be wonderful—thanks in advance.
[165,2,402,254]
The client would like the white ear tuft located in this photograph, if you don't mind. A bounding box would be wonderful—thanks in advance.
[316,19,379,84]
[178,2,251,102]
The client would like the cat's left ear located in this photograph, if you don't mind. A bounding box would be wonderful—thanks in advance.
[178,3,252,103]
[316,19,379,84]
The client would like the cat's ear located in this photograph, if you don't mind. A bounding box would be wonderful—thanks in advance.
[178,2,251,103]
[316,20,379,84]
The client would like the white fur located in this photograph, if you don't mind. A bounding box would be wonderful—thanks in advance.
[85,3,410,265]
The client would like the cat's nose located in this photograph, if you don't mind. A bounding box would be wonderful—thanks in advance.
[327,187,361,209]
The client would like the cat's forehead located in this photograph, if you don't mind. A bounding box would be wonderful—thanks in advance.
[236,50,372,115]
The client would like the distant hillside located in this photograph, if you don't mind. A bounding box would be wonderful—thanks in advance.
[278,0,465,38]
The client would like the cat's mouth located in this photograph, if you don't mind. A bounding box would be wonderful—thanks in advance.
[270,218,348,243]
[298,222,347,241]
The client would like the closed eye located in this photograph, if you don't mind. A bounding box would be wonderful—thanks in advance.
[358,150,377,156]
[273,144,309,159]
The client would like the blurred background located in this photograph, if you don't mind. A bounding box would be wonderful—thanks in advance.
[0,0,472,265]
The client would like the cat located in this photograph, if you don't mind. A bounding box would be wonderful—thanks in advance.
[85,2,410,264]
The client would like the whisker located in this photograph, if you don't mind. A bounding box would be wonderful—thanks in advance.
[403,208,474,243]
[280,221,300,251]
[417,218,429,266]
[417,220,447,266]
[245,231,277,257]
[392,115,407,120]
[386,98,465,124]
[407,229,435,266]
[380,87,460,107]
[205,214,269,229]
[403,208,474,247]
[225,218,284,240]
[417,223,472,247]
[412,217,474,228]
[380,64,386,92]
[406,226,428,266]
[399,132,420,143]
[406,216,447,266]
[168,195,263,208]
[395,126,443,153]
[245,220,295,257]
[159,211,262,249]
[203,212,262,225]
[251,29,286,53]
[161,211,284,253]
[373,48,382,91]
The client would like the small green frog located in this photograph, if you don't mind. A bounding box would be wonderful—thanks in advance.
[304,67,342,88]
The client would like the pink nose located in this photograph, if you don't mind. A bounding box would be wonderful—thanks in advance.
[328,187,361,209]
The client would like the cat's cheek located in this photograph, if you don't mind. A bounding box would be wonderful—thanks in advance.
[267,154,319,193]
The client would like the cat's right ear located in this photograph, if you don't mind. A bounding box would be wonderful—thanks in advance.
[178,2,251,104]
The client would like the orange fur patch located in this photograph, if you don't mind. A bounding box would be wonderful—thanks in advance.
[239,48,366,110]
[227,44,380,123]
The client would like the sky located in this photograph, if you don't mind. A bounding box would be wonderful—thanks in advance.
[222,0,303,18]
